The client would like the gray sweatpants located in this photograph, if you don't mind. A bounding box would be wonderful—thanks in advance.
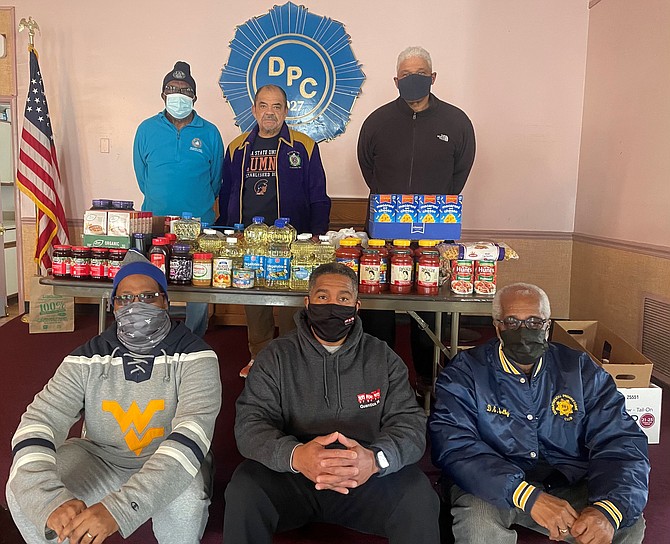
[6,440,213,544]
[450,482,645,544]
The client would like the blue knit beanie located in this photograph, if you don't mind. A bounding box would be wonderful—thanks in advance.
[111,251,169,302]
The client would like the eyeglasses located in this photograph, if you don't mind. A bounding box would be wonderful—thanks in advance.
[164,85,195,98]
[112,292,165,306]
[495,316,549,331]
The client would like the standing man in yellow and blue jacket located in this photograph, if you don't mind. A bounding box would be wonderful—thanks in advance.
[217,84,331,378]
[429,283,649,544]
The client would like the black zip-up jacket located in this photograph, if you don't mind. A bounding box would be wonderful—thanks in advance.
[357,94,476,195]
[234,310,426,475]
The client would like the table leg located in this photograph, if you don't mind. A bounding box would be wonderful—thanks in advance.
[450,311,460,359]
[425,311,443,413]
[98,298,107,334]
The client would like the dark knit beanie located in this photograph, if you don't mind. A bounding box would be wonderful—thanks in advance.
[162,61,196,96]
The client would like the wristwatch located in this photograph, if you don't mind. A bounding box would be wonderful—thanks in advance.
[374,448,390,470]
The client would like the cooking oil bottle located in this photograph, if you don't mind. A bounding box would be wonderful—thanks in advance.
[196,228,225,254]
[290,233,315,291]
[279,217,297,244]
[266,218,292,290]
[315,235,336,267]
[243,216,268,287]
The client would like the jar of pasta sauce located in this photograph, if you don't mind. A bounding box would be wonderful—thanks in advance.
[107,249,127,280]
[359,249,381,294]
[367,239,389,291]
[52,245,71,277]
[89,248,109,281]
[390,249,413,294]
[415,248,440,296]
[70,247,91,279]
[336,238,362,277]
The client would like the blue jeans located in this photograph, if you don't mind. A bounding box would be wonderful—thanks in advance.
[185,302,209,337]
[449,483,645,544]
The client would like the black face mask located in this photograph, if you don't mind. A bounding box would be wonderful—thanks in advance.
[500,327,549,365]
[306,303,357,343]
[397,73,433,102]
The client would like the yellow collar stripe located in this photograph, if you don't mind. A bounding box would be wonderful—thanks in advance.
[533,357,544,377]
[498,346,521,375]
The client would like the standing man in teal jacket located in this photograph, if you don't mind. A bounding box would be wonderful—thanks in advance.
[133,61,224,337]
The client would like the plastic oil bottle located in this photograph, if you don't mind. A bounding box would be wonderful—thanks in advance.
[279,217,297,244]
[173,211,201,242]
[266,218,292,290]
[196,228,225,254]
[290,233,315,291]
[316,235,336,267]
[244,216,268,287]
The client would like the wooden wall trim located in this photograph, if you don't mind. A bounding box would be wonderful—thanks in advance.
[573,233,670,261]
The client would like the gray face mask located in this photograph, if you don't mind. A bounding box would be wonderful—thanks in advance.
[114,302,171,354]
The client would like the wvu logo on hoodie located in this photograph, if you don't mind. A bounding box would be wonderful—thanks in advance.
[102,400,165,455]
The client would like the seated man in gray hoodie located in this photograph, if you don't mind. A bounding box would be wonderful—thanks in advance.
[224,262,440,544]
[6,253,221,544]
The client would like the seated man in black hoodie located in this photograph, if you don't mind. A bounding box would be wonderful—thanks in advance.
[224,262,440,543]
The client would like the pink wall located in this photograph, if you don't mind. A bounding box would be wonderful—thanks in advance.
[575,0,670,247]
[11,1,588,232]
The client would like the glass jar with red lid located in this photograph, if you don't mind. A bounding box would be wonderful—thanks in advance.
[359,249,381,294]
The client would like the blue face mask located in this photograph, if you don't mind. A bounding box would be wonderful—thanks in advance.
[165,93,193,119]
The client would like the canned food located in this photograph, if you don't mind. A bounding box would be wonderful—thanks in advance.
[450,259,474,294]
[474,260,497,294]
[212,257,233,288]
[233,268,255,289]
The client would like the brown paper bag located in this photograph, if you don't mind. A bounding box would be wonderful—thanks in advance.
[28,276,75,333]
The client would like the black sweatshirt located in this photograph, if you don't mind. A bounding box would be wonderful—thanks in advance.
[357,94,476,195]
[234,310,426,476]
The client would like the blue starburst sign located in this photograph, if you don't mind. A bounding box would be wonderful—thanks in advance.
[219,2,365,142]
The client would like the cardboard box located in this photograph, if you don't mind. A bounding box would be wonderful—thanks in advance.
[619,384,662,444]
[83,234,131,249]
[83,210,107,236]
[551,321,654,388]
[367,221,462,241]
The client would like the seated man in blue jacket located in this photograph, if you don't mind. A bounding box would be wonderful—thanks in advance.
[429,282,649,544]
[224,263,440,543]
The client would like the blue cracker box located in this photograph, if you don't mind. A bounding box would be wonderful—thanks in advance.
[369,194,396,222]
[440,195,463,224]
[395,194,418,223]
[415,194,442,223]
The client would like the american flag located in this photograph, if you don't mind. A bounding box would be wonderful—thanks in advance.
[16,46,70,274]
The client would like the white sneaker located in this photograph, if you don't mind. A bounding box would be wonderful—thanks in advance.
[239,359,254,378]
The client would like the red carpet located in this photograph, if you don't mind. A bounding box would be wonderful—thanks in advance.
[1,308,667,543]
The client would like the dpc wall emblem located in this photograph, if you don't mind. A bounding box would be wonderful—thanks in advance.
[219,1,365,142]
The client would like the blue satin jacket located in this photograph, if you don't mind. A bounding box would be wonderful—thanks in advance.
[429,339,649,530]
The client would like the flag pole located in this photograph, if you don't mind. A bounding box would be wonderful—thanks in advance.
[17,16,70,278]
[18,16,41,278]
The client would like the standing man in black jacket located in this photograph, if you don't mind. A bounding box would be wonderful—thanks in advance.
[357,46,476,392]
[223,263,440,543]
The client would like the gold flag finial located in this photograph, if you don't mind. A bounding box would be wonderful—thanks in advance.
[18,16,40,47]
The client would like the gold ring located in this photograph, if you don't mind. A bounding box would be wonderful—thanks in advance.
[559,528,569,534]
[86,532,94,539]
